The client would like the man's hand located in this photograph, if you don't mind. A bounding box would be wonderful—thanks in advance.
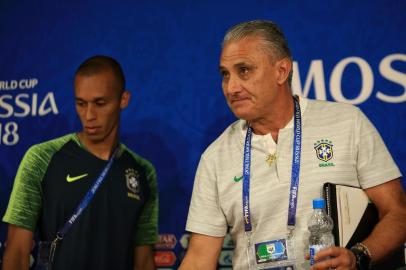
[310,246,356,270]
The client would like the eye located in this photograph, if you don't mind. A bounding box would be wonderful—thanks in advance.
[220,70,229,79]
[95,101,107,107]
[76,100,85,107]
[239,66,250,75]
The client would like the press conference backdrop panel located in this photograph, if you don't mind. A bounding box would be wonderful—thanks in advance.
[0,0,405,268]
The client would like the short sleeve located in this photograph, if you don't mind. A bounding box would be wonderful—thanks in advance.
[3,146,45,231]
[186,155,228,237]
[354,108,401,188]
[134,164,159,245]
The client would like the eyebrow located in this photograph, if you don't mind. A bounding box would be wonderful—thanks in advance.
[219,61,254,71]
[75,96,107,102]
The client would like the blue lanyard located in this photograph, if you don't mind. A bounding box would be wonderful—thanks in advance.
[56,147,119,239]
[242,97,302,233]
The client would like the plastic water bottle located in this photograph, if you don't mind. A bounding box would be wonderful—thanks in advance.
[308,198,335,266]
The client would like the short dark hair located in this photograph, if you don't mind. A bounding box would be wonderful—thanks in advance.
[75,55,126,91]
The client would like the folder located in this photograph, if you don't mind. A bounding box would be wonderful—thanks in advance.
[323,182,405,269]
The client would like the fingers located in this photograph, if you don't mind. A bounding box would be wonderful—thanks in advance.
[311,256,340,270]
[311,247,356,270]
[314,246,339,260]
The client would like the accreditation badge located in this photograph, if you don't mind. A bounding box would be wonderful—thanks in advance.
[36,241,52,270]
[36,238,59,270]
[246,234,296,269]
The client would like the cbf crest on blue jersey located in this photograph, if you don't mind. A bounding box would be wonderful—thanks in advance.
[125,168,140,200]
[314,140,335,168]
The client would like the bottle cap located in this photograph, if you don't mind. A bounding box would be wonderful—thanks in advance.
[312,198,325,209]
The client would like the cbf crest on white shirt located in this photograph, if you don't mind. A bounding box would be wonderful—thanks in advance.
[314,139,335,167]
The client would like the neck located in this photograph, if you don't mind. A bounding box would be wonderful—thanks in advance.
[250,92,294,142]
[77,132,119,160]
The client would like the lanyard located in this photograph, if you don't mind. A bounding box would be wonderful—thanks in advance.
[242,97,302,234]
[56,147,119,239]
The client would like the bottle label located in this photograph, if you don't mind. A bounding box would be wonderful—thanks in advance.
[309,245,325,266]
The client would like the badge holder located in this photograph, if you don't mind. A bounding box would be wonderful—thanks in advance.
[246,232,296,270]
[35,236,61,270]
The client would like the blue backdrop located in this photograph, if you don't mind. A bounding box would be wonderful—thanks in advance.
[0,0,405,268]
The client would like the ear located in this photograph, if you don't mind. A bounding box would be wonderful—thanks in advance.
[120,90,131,110]
[275,58,292,85]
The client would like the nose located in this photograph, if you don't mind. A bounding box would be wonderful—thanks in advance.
[223,75,241,95]
[85,104,96,121]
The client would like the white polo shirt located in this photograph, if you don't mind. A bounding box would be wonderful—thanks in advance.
[186,97,401,270]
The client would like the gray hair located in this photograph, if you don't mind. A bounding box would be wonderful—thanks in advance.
[222,20,293,85]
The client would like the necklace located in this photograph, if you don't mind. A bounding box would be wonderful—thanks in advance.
[266,153,277,166]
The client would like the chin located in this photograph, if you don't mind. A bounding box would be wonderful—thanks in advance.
[231,109,253,121]
[84,133,105,143]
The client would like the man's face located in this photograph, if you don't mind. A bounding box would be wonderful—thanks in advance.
[74,70,129,144]
[220,36,282,122]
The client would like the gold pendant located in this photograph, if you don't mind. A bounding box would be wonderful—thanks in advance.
[266,153,277,166]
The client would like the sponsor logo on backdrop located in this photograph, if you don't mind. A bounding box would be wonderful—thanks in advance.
[180,234,190,249]
[0,78,59,146]
[218,250,233,266]
[155,234,177,249]
[154,251,177,267]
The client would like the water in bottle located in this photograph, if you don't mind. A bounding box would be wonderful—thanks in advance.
[308,198,335,266]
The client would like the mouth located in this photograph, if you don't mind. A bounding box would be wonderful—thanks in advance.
[85,126,100,134]
[230,97,250,105]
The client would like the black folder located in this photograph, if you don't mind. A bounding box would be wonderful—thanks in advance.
[323,182,405,269]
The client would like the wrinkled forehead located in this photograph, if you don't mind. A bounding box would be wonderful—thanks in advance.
[221,36,277,62]
[220,37,275,67]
